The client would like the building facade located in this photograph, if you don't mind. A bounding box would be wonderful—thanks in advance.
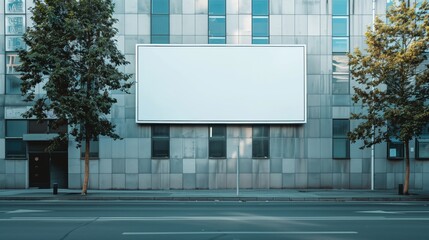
[1,0,429,190]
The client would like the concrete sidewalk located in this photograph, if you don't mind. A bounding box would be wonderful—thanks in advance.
[1,188,429,201]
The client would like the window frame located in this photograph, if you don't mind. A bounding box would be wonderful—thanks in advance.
[208,125,227,159]
[387,140,404,160]
[5,120,28,159]
[151,125,170,159]
[416,138,429,160]
[252,125,270,159]
[332,119,350,159]
[208,0,226,44]
[151,0,170,44]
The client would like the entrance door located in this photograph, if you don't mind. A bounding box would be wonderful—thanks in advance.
[29,153,50,188]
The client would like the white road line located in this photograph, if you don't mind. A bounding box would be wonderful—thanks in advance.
[2,216,429,221]
[122,231,358,235]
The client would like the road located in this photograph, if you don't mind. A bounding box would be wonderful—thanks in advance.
[0,201,428,240]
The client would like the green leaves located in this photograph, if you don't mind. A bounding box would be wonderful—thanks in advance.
[19,0,132,147]
[349,1,429,146]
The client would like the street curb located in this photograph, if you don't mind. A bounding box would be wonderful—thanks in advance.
[1,196,429,201]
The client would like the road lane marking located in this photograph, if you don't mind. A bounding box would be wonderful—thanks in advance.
[2,216,429,222]
[6,209,51,214]
[122,231,358,235]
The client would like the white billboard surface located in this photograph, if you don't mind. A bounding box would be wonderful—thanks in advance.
[136,45,306,124]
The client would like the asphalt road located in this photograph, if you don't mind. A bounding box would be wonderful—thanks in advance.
[0,201,428,240]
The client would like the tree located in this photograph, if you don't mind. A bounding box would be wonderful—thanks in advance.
[18,0,132,195]
[348,1,429,195]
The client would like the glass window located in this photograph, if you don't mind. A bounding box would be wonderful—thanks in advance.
[152,125,170,158]
[209,17,226,37]
[252,0,269,16]
[208,0,226,15]
[252,37,269,44]
[332,0,349,15]
[6,0,26,13]
[332,17,348,37]
[252,125,269,158]
[416,139,429,160]
[151,36,170,44]
[5,15,25,35]
[81,140,99,159]
[6,54,21,74]
[6,36,25,51]
[6,120,27,137]
[332,37,349,52]
[387,140,404,160]
[209,126,226,158]
[6,120,27,159]
[28,120,48,134]
[252,17,269,37]
[151,15,169,35]
[332,74,349,94]
[333,119,350,159]
[6,139,26,159]
[5,75,22,94]
[209,37,226,44]
[333,55,349,73]
[152,0,169,14]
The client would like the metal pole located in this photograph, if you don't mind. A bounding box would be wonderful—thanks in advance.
[371,0,376,191]
[236,145,240,196]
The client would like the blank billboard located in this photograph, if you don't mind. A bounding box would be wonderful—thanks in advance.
[136,44,306,124]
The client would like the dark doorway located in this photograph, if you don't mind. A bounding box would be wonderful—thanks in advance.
[28,142,68,189]
[29,153,50,188]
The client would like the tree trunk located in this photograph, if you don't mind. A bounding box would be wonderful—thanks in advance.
[81,137,90,195]
[403,140,410,195]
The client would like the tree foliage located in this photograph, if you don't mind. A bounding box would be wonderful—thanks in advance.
[348,1,429,194]
[18,0,132,194]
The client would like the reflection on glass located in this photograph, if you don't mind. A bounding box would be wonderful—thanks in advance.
[209,126,226,158]
[6,139,26,159]
[332,37,348,52]
[209,37,226,44]
[332,17,348,37]
[252,37,269,44]
[209,17,226,37]
[6,0,25,13]
[6,36,25,51]
[252,125,269,158]
[417,139,429,159]
[6,75,22,94]
[151,15,169,35]
[252,0,269,16]
[333,138,349,159]
[252,17,269,37]
[208,0,226,15]
[6,15,25,35]
[6,54,21,74]
[332,75,349,94]
[6,120,28,137]
[333,55,349,73]
[333,119,349,137]
[332,0,348,15]
[152,0,169,14]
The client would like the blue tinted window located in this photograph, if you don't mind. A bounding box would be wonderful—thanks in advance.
[209,17,226,37]
[332,38,348,52]
[252,17,269,37]
[152,0,169,14]
[208,0,226,15]
[332,17,348,36]
[209,38,226,44]
[333,119,350,159]
[151,36,169,44]
[252,38,269,44]
[151,15,169,35]
[252,0,269,15]
[332,0,348,15]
